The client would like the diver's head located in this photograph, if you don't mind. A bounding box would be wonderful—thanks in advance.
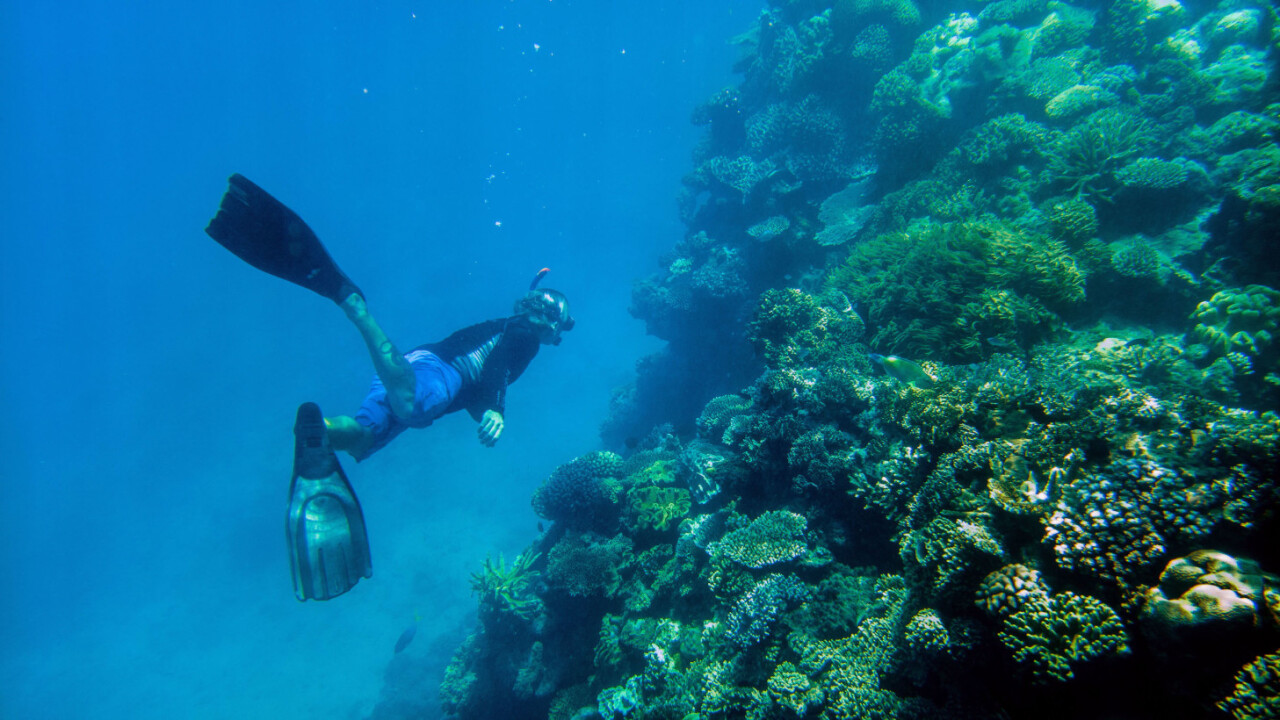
[515,271,574,345]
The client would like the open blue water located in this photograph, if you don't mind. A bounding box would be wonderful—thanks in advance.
[0,2,762,717]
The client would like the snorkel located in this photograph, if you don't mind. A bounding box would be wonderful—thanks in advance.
[516,268,574,345]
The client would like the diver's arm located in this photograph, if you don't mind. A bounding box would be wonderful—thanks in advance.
[340,293,415,419]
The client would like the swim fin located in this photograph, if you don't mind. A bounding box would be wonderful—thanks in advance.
[205,174,362,303]
[287,402,373,601]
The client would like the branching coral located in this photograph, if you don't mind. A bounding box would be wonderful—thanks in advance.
[726,573,811,647]
[470,550,543,621]
[826,220,1083,362]
[1219,651,1280,720]
[748,287,866,368]
[997,591,1129,683]
[531,451,623,531]
[1049,108,1156,203]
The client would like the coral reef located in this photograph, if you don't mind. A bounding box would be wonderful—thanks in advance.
[426,1,1280,718]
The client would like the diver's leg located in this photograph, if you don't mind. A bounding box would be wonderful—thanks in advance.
[325,415,375,458]
[339,293,415,419]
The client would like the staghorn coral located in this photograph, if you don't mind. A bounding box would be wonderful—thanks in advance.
[470,550,544,621]
[997,591,1129,683]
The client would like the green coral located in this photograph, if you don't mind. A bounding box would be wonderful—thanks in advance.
[767,662,825,715]
[1045,84,1117,120]
[629,485,692,531]
[1219,651,1280,720]
[1047,196,1098,246]
[997,592,1129,683]
[1049,108,1156,203]
[748,288,866,368]
[712,510,809,568]
[546,532,633,598]
[1187,285,1280,362]
[826,220,1084,362]
[470,550,543,620]
[1115,156,1192,190]
[630,459,678,488]
[697,395,753,442]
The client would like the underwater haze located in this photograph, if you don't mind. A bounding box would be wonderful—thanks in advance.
[8,0,1280,718]
[0,1,762,718]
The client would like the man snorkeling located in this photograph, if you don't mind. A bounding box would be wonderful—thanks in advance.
[204,173,574,601]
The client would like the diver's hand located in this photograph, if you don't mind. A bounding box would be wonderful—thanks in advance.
[479,410,504,447]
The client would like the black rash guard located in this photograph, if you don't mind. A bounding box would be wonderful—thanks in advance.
[414,317,540,421]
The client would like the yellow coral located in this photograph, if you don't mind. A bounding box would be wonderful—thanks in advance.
[629,485,691,531]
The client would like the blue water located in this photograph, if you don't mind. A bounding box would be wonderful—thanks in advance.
[0,2,762,717]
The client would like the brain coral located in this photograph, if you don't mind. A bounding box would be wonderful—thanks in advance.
[1140,549,1275,634]
[1187,285,1280,363]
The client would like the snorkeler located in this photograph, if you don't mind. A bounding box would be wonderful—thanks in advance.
[204,174,574,601]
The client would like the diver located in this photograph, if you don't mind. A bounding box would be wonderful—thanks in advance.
[204,173,574,602]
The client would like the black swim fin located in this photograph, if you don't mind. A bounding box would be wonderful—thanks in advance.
[287,402,372,601]
[205,174,362,303]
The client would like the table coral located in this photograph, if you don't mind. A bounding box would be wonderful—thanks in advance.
[711,510,809,569]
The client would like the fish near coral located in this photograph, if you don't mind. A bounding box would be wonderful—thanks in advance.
[869,353,936,389]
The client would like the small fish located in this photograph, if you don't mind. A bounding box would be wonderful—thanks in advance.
[869,353,936,389]
[394,615,420,654]
[985,336,1013,348]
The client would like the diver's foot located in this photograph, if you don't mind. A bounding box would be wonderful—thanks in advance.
[340,291,368,320]
[325,415,375,459]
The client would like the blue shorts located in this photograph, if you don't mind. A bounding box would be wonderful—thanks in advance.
[353,350,462,460]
